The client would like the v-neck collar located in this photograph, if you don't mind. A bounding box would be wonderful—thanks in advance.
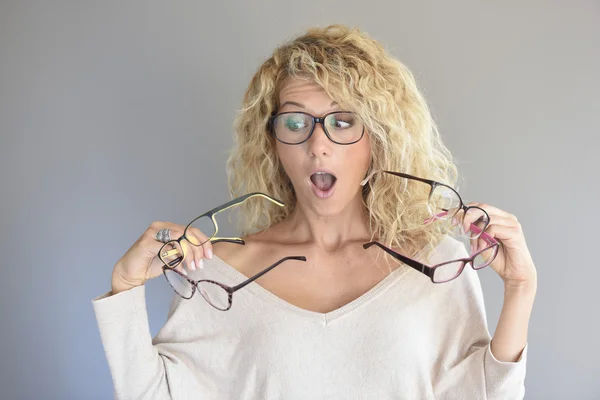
[209,254,410,325]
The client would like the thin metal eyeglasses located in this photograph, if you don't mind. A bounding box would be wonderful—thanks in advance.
[361,170,491,240]
[363,223,500,283]
[268,111,365,145]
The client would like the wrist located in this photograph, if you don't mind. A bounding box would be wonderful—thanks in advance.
[503,276,537,298]
[111,270,144,295]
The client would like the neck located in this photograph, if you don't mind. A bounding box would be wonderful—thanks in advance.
[283,195,371,252]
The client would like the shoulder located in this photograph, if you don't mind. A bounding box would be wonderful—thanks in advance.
[211,227,278,275]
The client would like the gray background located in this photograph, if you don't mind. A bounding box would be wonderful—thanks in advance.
[1,0,598,399]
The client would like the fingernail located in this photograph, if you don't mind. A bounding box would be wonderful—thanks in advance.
[190,260,196,271]
[181,268,188,276]
[451,217,457,226]
[199,259,204,269]
[206,248,213,260]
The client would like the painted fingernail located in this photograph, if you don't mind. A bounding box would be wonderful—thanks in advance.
[181,268,188,276]
[198,259,204,269]
[206,248,213,260]
[452,217,457,226]
[190,260,196,271]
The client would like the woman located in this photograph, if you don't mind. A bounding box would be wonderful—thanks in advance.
[93,25,536,399]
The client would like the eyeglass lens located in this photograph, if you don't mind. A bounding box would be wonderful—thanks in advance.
[163,268,230,310]
[427,185,489,240]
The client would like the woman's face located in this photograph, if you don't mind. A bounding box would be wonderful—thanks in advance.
[275,78,372,216]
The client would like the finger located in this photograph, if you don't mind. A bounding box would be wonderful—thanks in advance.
[479,223,522,248]
[163,224,205,272]
[179,240,195,272]
[469,214,520,250]
[451,208,465,227]
[460,207,487,236]
[470,234,492,255]
[202,241,213,261]
[148,222,192,272]
[486,215,521,229]
[180,236,207,272]
[147,222,182,252]
[450,209,466,237]
[149,221,185,242]
[186,226,212,270]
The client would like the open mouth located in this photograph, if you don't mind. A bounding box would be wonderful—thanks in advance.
[310,172,337,195]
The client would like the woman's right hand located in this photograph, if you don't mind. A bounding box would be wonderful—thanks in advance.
[111,221,213,295]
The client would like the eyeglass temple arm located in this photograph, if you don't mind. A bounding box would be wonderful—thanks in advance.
[211,238,245,245]
[231,256,307,292]
[208,192,284,216]
[469,225,498,246]
[163,193,282,270]
[202,192,283,244]
[361,170,436,187]
[195,192,283,248]
[424,211,448,224]
[424,201,475,224]
[422,213,498,240]
[164,256,182,268]
[362,242,434,279]
[421,215,499,247]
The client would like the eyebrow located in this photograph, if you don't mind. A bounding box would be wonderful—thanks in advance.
[280,101,338,110]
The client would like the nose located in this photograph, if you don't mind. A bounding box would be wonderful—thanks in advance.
[307,121,331,157]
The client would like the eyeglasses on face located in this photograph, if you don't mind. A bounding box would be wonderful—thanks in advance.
[361,170,490,240]
[163,256,307,310]
[363,223,500,284]
[268,111,365,145]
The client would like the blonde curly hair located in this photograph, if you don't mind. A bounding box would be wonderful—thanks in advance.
[227,24,458,259]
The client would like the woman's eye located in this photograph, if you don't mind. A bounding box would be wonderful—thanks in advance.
[328,117,352,129]
[285,119,307,131]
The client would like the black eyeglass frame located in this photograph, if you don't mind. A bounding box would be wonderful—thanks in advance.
[268,111,365,145]
[362,170,491,239]
[158,192,284,269]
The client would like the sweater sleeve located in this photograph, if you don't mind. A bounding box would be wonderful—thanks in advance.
[432,244,528,400]
[92,285,202,400]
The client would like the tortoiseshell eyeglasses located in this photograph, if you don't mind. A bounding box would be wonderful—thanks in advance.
[157,192,307,310]
[163,256,307,310]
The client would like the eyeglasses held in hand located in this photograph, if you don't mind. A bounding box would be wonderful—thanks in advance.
[363,223,499,283]
[157,192,307,309]
[163,256,307,310]
[361,170,490,240]
[157,192,283,270]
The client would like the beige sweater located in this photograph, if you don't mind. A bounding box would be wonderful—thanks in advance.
[92,236,527,399]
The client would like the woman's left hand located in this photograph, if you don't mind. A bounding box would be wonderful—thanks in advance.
[457,203,537,290]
